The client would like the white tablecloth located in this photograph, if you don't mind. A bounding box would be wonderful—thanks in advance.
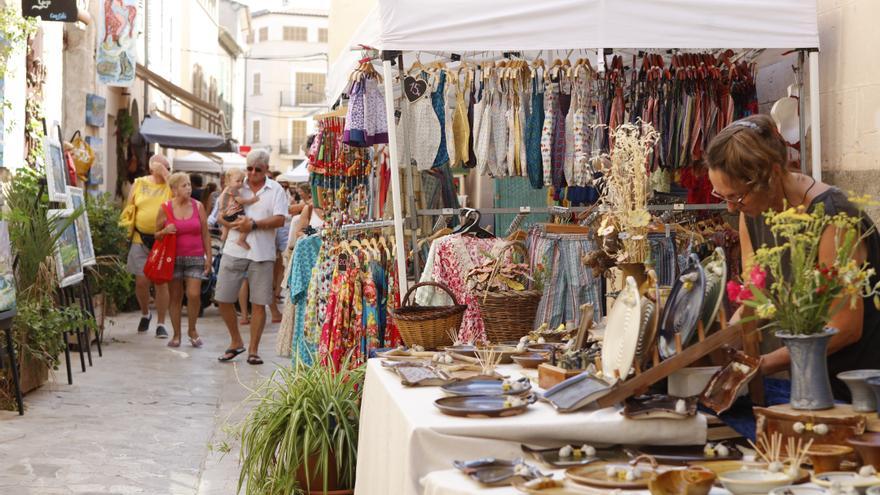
[354,359,708,495]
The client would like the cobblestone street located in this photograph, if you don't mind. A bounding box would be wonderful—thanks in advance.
[0,308,285,495]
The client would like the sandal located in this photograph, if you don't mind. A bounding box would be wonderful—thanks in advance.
[271,316,282,324]
[189,336,204,348]
[246,354,264,365]
[218,347,246,362]
[239,317,250,325]
[167,338,181,348]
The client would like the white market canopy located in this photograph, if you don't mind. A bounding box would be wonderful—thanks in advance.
[172,152,246,174]
[278,159,310,184]
[375,0,819,51]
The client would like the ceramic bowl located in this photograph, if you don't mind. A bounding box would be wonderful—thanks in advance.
[866,377,880,412]
[527,343,558,354]
[717,469,794,495]
[838,370,880,412]
[511,352,549,369]
[848,432,880,470]
[808,444,855,474]
[769,487,829,495]
[812,471,880,493]
[868,486,880,495]
[648,466,716,495]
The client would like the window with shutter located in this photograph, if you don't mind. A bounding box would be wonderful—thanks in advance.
[259,27,268,42]
[291,121,307,155]
[283,26,307,41]
[295,72,325,105]
[246,31,254,44]
[318,28,328,43]
[252,120,261,144]
[253,72,261,96]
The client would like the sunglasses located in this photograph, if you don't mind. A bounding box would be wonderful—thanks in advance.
[246,166,266,172]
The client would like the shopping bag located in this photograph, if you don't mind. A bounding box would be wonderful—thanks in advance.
[143,233,176,284]
[70,131,95,181]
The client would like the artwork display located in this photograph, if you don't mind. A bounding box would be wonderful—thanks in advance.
[44,136,68,202]
[48,209,84,288]
[86,94,106,127]
[66,187,96,266]
[0,220,16,312]
[85,136,104,185]
[96,0,139,87]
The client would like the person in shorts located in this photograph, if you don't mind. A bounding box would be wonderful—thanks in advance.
[215,150,288,364]
[155,172,212,348]
[119,155,172,337]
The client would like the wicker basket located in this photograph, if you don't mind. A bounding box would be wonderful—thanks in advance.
[390,282,466,350]
[470,242,542,343]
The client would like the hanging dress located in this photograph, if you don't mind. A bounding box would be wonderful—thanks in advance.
[540,81,557,186]
[525,73,545,189]
[451,70,471,168]
[431,70,450,168]
[397,72,441,171]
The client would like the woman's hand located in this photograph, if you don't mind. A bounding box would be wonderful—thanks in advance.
[204,258,213,276]
[162,224,177,236]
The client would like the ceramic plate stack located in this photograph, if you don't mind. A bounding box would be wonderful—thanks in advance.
[699,247,728,332]
[601,277,642,383]
[633,296,657,366]
[658,254,707,360]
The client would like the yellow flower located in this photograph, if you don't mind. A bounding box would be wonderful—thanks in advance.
[756,302,777,319]
[628,210,651,228]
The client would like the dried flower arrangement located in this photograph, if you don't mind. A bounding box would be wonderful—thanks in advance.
[594,122,659,265]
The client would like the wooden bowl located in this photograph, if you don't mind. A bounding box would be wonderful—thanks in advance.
[848,432,880,470]
[649,466,716,495]
[807,444,854,473]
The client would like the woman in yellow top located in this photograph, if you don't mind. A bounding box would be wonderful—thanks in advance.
[120,155,173,338]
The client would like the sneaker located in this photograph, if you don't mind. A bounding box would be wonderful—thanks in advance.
[156,325,169,339]
[137,314,152,333]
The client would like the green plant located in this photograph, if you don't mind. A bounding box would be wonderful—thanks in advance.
[0,7,38,134]
[237,361,365,495]
[83,193,136,310]
[729,201,880,335]
[89,257,135,311]
[15,296,95,370]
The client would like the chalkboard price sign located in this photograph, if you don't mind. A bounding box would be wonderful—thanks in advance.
[22,0,78,22]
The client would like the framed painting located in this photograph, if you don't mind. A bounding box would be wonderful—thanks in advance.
[44,136,68,202]
[85,94,106,127]
[66,186,96,266]
[0,220,16,312]
[85,135,104,185]
[48,209,84,288]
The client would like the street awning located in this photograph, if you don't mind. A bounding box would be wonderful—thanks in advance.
[172,151,247,174]
[140,116,233,152]
[278,159,310,183]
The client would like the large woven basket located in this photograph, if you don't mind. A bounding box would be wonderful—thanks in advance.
[390,282,466,350]
[471,242,542,343]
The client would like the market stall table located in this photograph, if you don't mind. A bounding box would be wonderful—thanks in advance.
[355,359,708,494]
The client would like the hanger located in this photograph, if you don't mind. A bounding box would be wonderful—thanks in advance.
[451,208,494,238]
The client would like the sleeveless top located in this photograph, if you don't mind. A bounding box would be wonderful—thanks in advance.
[167,199,205,257]
[746,187,880,400]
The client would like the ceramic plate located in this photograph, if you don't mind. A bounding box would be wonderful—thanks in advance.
[521,444,609,468]
[542,372,612,412]
[434,394,536,418]
[601,277,642,382]
[699,348,761,414]
[769,487,830,495]
[395,366,453,387]
[453,458,543,485]
[441,377,531,396]
[565,462,655,489]
[622,394,698,420]
[658,254,707,359]
[700,247,728,332]
[812,471,880,490]
[633,296,657,366]
[511,478,581,494]
[635,444,741,464]
[444,344,477,357]
[512,352,549,369]
[868,486,880,495]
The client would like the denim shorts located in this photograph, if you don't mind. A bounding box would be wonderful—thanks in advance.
[173,256,208,280]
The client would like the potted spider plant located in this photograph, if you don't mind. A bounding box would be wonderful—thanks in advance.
[237,360,365,495]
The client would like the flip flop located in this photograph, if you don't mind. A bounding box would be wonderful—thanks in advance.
[246,354,264,365]
[271,316,282,324]
[167,339,181,348]
[239,318,250,325]
[189,336,204,348]
[218,347,246,362]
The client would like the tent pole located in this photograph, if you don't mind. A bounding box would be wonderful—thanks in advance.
[381,56,409,297]
[798,51,807,175]
[809,51,822,183]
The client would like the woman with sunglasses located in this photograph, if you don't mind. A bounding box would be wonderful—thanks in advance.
[706,114,880,400]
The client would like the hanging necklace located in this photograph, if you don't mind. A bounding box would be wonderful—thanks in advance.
[783,175,817,208]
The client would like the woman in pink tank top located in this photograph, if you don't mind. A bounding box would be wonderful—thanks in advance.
[155,172,213,348]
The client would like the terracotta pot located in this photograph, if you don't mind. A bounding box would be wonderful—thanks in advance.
[848,432,880,470]
[296,451,352,494]
[807,444,854,474]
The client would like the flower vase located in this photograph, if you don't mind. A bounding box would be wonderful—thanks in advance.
[618,263,647,288]
[777,328,837,410]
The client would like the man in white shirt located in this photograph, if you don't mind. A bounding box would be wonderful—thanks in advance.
[215,150,287,364]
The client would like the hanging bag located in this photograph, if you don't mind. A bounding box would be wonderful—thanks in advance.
[143,203,176,284]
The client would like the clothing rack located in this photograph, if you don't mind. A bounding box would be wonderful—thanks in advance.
[340,219,395,232]
[417,204,727,216]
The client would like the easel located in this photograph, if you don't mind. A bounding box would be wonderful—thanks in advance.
[596,306,765,408]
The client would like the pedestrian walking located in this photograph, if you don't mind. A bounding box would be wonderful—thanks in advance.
[155,172,212,348]
[119,155,172,338]
[215,150,288,364]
